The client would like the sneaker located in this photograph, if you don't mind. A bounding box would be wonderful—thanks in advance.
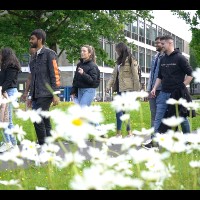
[125,134,133,138]
[142,140,153,150]
[142,143,153,150]
[116,134,122,138]
[0,142,13,153]
[142,139,159,150]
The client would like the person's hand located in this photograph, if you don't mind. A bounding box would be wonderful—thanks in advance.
[70,94,75,101]
[78,67,84,75]
[2,92,8,99]
[147,91,152,99]
[27,99,32,108]
[21,92,28,102]
[52,95,60,106]
[151,88,156,98]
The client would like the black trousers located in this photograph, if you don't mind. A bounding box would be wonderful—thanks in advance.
[33,97,53,145]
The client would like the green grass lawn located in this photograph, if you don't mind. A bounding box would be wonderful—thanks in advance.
[11,101,200,142]
[0,101,200,190]
[9,101,152,142]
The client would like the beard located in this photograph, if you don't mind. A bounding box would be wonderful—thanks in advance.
[30,42,38,48]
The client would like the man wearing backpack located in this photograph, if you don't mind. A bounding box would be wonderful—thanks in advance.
[150,35,193,146]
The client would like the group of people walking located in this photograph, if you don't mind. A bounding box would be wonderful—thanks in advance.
[0,28,194,153]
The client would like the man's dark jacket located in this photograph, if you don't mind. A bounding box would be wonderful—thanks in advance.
[29,47,61,99]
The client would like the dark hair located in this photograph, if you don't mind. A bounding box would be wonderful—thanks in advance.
[115,42,132,66]
[82,45,96,63]
[30,29,46,45]
[160,35,173,41]
[155,36,162,41]
[0,47,21,71]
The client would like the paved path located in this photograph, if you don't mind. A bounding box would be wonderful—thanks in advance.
[0,140,128,171]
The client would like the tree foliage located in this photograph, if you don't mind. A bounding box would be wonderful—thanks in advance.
[0,10,153,66]
[171,10,200,66]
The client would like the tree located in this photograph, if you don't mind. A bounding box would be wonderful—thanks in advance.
[0,10,153,66]
[171,10,200,65]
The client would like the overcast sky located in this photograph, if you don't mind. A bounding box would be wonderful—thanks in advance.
[152,10,195,42]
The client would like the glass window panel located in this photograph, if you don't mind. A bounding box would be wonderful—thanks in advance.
[139,52,145,69]
[125,23,131,31]
[139,20,145,36]
[146,24,151,39]
[151,24,157,41]
[139,47,145,53]
[158,26,162,36]
[146,54,151,72]
[132,21,138,33]
[132,45,138,60]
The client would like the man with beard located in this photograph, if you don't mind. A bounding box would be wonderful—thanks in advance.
[146,36,165,128]
[151,35,193,140]
[27,29,61,146]
[142,36,165,149]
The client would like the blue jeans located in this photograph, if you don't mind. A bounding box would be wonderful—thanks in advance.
[116,111,131,131]
[32,100,36,110]
[116,92,131,132]
[153,91,190,138]
[78,88,98,127]
[78,88,96,107]
[3,88,18,145]
[149,90,160,127]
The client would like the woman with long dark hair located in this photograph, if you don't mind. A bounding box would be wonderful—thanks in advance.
[0,47,21,152]
[106,42,140,138]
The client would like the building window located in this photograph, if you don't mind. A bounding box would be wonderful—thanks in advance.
[158,26,162,37]
[146,49,151,73]
[151,23,157,46]
[163,28,169,36]
[176,36,183,53]
[132,20,138,33]
[139,47,145,72]
[179,39,183,52]
[139,19,145,43]
[132,45,138,61]
[124,23,131,38]
[146,23,151,45]
[171,34,175,41]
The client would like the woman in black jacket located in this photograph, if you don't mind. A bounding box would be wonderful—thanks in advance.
[70,45,100,107]
[0,47,21,153]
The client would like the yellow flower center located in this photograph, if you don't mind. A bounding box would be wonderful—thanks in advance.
[72,118,83,126]
[160,137,165,141]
